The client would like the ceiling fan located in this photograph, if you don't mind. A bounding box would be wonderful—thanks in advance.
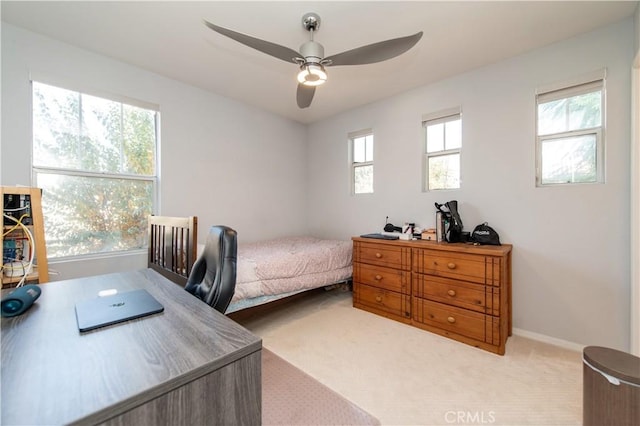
[204,13,423,109]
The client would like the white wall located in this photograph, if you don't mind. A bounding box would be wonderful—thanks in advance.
[1,24,308,280]
[307,19,635,350]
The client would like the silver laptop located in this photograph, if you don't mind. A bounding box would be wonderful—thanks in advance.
[75,289,164,332]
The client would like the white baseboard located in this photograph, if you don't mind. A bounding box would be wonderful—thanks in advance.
[513,328,585,352]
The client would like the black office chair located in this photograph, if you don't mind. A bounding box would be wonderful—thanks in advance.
[185,225,237,314]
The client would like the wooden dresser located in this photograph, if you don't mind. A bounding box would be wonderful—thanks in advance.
[352,237,512,355]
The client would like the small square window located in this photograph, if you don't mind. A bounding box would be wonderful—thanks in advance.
[423,112,461,191]
[350,132,373,194]
[536,79,604,186]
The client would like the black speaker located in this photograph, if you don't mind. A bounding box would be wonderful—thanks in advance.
[1,284,41,317]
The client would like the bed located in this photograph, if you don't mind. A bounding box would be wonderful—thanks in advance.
[225,236,353,313]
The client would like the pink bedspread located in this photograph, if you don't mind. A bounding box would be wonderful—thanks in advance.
[232,237,353,302]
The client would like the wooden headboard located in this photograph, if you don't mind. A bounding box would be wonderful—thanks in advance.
[148,216,198,286]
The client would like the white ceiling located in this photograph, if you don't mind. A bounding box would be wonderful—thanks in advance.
[2,1,637,124]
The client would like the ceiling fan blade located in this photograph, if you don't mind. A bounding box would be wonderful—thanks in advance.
[203,20,301,64]
[324,32,423,66]
[296,84,316,109]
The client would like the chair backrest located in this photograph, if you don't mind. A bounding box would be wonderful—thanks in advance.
[184,225,237,314]
[148,215,198,286]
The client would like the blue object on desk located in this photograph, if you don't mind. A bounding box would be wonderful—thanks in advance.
[1,284,41,317]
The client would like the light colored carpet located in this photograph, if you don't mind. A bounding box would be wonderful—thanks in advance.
[263,348,380,425]
[236,288,583,426]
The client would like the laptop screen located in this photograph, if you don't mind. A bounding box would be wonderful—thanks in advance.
[75,289,164,332]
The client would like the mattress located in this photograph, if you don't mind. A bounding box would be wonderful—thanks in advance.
[227,237,352,311]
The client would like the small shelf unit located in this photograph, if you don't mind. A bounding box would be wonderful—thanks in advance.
[1,186,49,288]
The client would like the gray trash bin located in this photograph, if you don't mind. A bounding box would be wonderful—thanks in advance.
[583,346,640,426]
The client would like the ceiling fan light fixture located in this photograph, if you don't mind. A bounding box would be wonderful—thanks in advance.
[204,13,423,108]
[297,64,327,86]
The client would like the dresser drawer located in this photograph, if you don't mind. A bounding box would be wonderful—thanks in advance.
[413,274,499,315]
[354,283,411,319]
[354,241,411,270]
[413,249,502,285]
[354,262,410,294]
[412,298,500,345]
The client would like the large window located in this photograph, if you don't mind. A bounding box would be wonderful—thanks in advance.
[350,130,374,194]
[32,81,158,258]
[423,109,461,191]
[536,78,604,185]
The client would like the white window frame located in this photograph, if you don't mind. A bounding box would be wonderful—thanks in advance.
[30,78,159,259]
[349,129,374,195]
[422,107,462,192]
[535,73,605,186]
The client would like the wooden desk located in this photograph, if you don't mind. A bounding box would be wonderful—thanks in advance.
[1,269,262,425]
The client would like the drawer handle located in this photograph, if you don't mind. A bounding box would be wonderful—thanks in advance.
[375,253,382,258]
[375,275,382,280]
[447,290,456,297]
[375,295,382,302]
[447,316,456,324]
[447,262,457,269]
